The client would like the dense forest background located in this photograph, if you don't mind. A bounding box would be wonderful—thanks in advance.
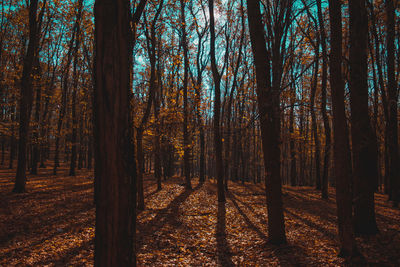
[0,0,399,265]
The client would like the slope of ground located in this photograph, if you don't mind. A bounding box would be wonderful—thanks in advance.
[0,166,399,266]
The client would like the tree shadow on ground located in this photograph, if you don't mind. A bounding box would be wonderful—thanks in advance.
[227,191,267,241]
[284,208,337,241]
[33,238,93,266]
[216,201,234,267]
[136,181,203,251]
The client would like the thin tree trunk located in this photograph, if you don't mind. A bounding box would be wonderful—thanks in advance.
[54,0,83,175]
[209,0,225,203]
[69,23,81,176]
[180,0,191,190]
[289,86,297,186]
[310,37,321,190]
[317,0,331,199]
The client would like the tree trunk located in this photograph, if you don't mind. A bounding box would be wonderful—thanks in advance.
[247,0,286,244]
[385,0,399,206]
[349,0,379,235]
[13,0,39,193]
[93,0,137,265]
[328,0,358,256]
[310,37,321,190]
[289,87,297,186]
[31,59,41,175]
[209,0,225,203]
[316,0,331,199]
[180,0,191,190]
[69,24,81,176]
[53,0,83,175]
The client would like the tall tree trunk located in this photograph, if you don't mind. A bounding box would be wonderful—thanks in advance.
[328,0,358,256]
[209,0,225,202]
[289,86,297,186]
[13,0,39,193]
[385,0,399,206]
[317,0,331,199]
[310,37,321,190]
[349,0,379,235]
[30,59,41,175]
[180,0,191,190]
[247,0,286,244]
[93,0,137,265]
[69,25,81,176]
[154,91,162,191]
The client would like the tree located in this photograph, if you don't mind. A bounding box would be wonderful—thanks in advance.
[69,6,82,177]
[385,0,399,206]
[93,0,141,264]
[180,0,191,190]
[53,0,84,175]
[328,0,358,256]
[348,0,379,235]
[209,0,225,203]
[316,0,331,199]
[247,0,286,245]
[13,0,40,193]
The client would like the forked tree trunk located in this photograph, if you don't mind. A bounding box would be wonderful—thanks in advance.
[209,0,225,203]
[247,0,286,245]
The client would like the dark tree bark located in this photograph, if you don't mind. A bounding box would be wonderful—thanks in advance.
[154,86,162,191]
[289,89,297,186]
[13,0,39,193]
[30,59,41,175]
[69,22,81,177]
[328,0,358,256]
[30,0,46,175]
[180,0,191,190]
[188,2,208,184]
[385,0,399,206]
[247,0,286,244]
[209,0,225,202]
[93,0,138,265]
[316,0,331,199]
[348,0,379,235]
[310,35,321,191]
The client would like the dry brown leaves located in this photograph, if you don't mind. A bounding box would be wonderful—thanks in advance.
[1,166,399,266]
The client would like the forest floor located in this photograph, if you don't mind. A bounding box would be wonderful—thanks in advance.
[0,165,399,266]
